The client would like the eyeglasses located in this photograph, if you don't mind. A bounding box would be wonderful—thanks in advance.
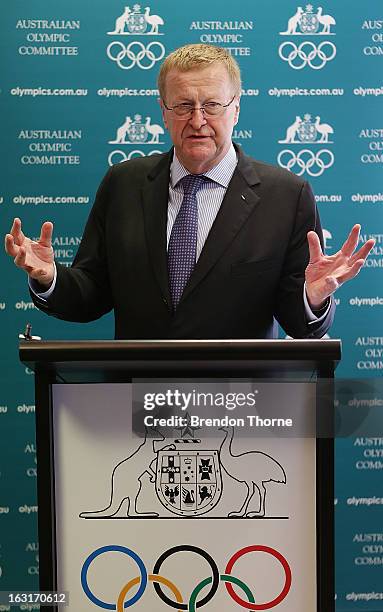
[163,95,236,119]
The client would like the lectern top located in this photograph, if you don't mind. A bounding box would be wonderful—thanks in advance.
[19,338,341,383]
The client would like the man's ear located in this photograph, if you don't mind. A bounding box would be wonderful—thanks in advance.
[234,97,241,126]
[159,98,168,130]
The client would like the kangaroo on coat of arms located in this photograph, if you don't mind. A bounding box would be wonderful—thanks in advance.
[79,428,174,518]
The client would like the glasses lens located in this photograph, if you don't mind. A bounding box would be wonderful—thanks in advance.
[173,105,193,117]
[203,103,223,116]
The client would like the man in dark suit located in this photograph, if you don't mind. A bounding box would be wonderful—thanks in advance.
[4,44,374,339]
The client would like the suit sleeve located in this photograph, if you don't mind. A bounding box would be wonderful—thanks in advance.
[31,167,114,322]
[274,180,335,338]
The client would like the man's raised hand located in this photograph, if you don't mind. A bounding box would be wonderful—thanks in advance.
[305,224,375,309]
[4,218,55,287]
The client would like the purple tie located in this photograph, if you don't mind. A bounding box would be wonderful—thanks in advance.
[168,174,206,309]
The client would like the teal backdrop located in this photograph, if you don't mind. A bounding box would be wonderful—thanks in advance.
[0,1,382,609]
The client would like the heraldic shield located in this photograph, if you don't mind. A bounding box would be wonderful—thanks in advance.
[156,450,222,516]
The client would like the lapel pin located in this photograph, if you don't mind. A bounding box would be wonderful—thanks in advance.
[241,194,246,201]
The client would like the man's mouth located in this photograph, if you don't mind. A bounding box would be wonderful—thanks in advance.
[187,135,210,140]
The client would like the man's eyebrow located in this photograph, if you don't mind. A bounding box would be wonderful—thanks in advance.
[172,95,221,104]
[169,97,193,104]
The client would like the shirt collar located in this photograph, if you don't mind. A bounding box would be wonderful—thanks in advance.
[170,143,238,189]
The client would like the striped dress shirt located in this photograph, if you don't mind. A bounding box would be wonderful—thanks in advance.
[167,144,238,260]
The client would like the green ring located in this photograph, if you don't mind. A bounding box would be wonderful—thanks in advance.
[188,574,255,611]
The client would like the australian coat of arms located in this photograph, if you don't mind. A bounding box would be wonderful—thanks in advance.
[156,450,222,516]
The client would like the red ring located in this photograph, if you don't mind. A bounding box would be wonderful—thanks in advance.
[225,545,292,610]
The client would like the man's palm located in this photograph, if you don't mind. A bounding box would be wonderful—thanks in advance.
[5,218,55,285]
[305,224,375,308]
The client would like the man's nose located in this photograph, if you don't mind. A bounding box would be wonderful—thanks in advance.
[188,108,207,129]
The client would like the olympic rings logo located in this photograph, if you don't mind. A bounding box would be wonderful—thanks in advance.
[106,41,165,70]
[277,149,334,177]
[278,41,336,70]
[81,544,292,611]
[108,149,162,166]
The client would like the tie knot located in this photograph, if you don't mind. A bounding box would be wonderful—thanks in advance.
[179,174,207,197]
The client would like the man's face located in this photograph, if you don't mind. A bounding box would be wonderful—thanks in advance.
[160,63,240,174]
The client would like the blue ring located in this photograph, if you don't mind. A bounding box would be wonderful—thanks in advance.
[81,545,147,609]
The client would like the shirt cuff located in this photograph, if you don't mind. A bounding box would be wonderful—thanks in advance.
[303,282,332,324]
[28,263,57,300]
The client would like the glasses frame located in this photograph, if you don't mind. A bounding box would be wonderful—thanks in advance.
[162,95,236,119]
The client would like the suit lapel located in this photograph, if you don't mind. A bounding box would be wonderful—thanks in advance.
[181,147,261,303]
[141,151,172,304]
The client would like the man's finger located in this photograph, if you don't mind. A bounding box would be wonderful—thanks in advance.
[29,268,48,278]
[306,275,339,305]
[349,238,375,264]
[307,231,323,263]
[39,221,53,247]
[10,217,25,246]
[13,246,27,269]
[336,259,365,284]
[341,224,360,258]
[5,234,19,257]
[324,276,340,293]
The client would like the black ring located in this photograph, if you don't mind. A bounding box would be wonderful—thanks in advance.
[152,545,219,609]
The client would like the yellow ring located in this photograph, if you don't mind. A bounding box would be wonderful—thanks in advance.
[117,573,184,612]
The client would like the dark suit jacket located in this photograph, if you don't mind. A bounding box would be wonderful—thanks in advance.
[32,145,334,339]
